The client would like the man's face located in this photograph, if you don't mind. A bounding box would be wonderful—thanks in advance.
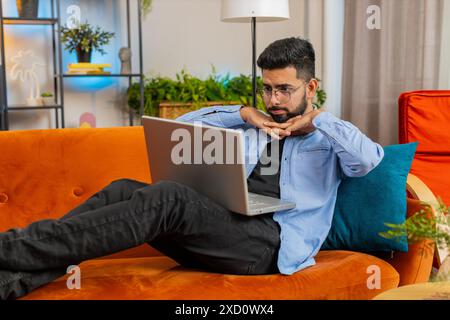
[261,67,309,123]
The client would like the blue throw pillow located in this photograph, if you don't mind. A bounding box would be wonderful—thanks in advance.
[321,142,418,252]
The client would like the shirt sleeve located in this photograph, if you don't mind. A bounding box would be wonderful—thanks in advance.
[175,105,246,128]
[312,111,384,177]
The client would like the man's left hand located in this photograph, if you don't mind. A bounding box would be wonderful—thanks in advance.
[264,109,322,137]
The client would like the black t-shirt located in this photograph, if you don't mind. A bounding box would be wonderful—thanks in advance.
[247,139,285,199]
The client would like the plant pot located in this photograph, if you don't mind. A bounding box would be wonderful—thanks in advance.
[76,46,92,63]
[41,97,55,106]
[16,0,39,19]
[158,101,240,119]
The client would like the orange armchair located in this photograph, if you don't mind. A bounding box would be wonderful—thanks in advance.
[399,90,450,266]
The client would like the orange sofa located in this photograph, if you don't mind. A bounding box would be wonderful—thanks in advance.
[0,126,435,300]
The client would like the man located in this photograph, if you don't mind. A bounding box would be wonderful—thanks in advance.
[0,37,383,299]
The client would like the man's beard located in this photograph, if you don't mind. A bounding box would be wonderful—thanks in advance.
[267,94,308,123]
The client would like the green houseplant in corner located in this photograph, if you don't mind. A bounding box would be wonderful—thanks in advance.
[380,197,450,282]
[60,22,115,63]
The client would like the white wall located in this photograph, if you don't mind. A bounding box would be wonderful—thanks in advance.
[4,0,323,130]
[143,0,305,78]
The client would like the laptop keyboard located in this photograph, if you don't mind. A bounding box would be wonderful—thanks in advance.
[248,193,273,208]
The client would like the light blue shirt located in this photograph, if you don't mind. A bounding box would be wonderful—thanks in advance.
[176,105,384,275]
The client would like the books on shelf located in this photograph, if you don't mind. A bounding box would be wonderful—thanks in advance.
[67,63,112,75]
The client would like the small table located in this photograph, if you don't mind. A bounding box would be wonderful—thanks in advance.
[373,281,450,300]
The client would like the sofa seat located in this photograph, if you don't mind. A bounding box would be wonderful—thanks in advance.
[21,250,399,300]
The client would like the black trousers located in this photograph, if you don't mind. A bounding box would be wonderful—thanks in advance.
[0,179,281,299]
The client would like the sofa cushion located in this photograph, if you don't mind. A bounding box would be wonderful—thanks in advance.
[398,90,450,154]
[322,143,417,253]
[20,251,399,300]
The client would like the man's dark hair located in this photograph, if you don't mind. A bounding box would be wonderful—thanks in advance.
[257,37,315,81]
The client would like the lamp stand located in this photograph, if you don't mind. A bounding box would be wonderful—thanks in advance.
[251,17,257,108]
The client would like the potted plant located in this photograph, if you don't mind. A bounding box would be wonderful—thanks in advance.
[60,22,115,63]
[16,0,39,19]
[381,198,450,282]
[127,67,327,118]
[127,69,249,118]
[40,92,54,106]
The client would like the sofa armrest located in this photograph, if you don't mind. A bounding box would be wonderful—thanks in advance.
[407,174,439,206]
[407,174,449,266]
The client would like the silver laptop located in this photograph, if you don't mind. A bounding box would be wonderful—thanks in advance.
[142,116,296,216]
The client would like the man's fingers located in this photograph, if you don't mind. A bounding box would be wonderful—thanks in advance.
[263,128,280,140]
[263,127,291,140]
[287,115,302,124]
[272,127,292,136]
[285,125,296,133]
[263,121,291,129]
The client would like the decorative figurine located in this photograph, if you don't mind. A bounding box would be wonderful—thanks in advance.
[119,47,132,74]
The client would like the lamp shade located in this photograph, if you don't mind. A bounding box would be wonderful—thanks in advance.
[221,0,290,23]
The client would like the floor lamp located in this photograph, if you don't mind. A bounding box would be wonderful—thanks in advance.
[221,0,290,108]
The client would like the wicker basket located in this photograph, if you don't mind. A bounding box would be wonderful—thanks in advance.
[158,101,241,120]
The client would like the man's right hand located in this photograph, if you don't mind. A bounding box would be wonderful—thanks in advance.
[240,106,291,140]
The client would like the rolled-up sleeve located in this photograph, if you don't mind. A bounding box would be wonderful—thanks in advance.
[176,105,246,129]
[312,111,384,177]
